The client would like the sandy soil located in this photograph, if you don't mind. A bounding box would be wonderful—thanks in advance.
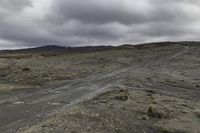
[0,42,200,133]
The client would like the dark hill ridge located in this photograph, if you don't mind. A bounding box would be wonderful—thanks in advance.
[0,45,116,54]
[0,41,200,54]
[133,41,200,49]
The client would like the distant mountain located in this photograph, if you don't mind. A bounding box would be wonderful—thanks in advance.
[0,41,199,54]
[30,45,66,52]
[0,45,117,54]
[0,45,66,53]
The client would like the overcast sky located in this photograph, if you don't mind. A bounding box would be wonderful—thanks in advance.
[0,0,200,49]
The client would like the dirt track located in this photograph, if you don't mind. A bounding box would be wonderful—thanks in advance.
[0,43,200,132]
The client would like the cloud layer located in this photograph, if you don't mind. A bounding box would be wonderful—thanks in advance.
[0,0,200,49]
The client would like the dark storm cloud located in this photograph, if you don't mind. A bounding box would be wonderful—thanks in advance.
[50,0,147,25]
[50,0,196,25]
[0,0,200,49]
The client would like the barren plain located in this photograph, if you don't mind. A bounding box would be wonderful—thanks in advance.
[0,42,200,133]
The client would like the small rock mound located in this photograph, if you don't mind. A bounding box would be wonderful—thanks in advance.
[115,89,129,101]
[147,105,169,119]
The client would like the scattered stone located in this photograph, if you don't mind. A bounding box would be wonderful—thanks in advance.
[152,101,157,104]
[147,77,151,80]
[141,115,150,120]
[145,89,155,94]
[136,85,141,87]
[147,105,166,119]
[42,125,47,128]
[158,127,184,133]
[119,89,129,94]
[181,110,188,114]
[12,101,24,105]
[21,67,31,72]
[48,102,62,106]
[100,100,107,103]
[115,89,129,101]
[193,109,200,118]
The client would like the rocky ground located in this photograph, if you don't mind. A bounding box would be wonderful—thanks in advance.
[23,89,200,133]
[0,42,200,133]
